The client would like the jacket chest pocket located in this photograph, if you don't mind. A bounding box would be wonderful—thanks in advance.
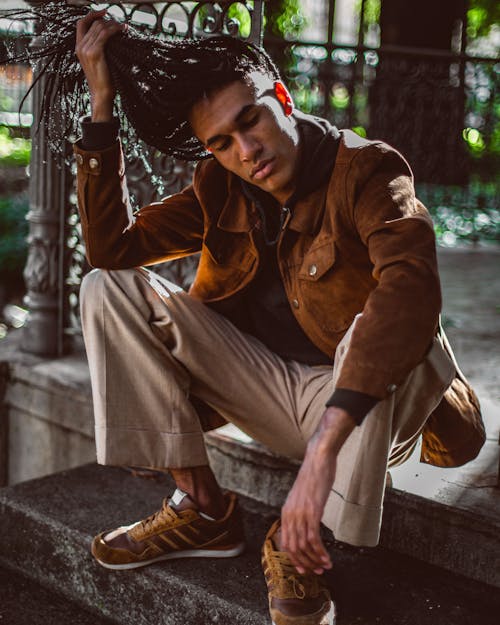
[204,227,255,271]
[297,240,354,333]
[192,227,257,303]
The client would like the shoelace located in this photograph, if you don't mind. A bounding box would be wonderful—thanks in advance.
[268,551,319,599]
[132,500,179,538]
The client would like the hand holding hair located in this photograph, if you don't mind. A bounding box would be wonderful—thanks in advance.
[0,0,279,161]
[75,9,127,122]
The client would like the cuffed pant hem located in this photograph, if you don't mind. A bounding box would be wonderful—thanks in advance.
[95,427,209,468]
[322,490,382,547]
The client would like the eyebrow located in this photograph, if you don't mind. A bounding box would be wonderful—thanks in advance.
[205,104,257,147]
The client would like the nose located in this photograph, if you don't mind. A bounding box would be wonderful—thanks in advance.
[237,132,261,162]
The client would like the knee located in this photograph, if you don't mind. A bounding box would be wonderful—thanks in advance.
[80,267,108,302]
[80,268,134,313]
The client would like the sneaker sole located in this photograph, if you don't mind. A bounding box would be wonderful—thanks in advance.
[271,600,336,625]
[95,542,246,570]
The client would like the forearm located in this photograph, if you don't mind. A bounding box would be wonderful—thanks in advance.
[280,406,356,574]
[306,405,356,457]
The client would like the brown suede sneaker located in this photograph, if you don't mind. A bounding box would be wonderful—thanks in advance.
[91,490,245,570]
[262,520,335,625]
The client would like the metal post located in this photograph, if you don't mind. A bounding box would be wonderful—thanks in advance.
[21,33,68,356]
[0,362,9,487]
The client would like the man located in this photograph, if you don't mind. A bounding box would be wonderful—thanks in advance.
[73,9,481,625]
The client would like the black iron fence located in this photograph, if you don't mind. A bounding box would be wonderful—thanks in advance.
[263,2,499,247]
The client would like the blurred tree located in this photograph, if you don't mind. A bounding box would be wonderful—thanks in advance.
[263,0,308,77]
[369,0,469,185]
[468,0,500,39]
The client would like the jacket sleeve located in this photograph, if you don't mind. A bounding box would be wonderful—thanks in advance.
[335,142,442,399]
[73,139,205,269]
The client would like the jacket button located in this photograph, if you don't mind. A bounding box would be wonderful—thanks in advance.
[75,153,83,165]
[387,383,397,393]
[89,157,99,170]
[292,299,299,309]
[308,264,317,277]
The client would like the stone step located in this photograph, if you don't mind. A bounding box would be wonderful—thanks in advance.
[1,464,500,625]
[0,565,115,625]
[206,427,500,589]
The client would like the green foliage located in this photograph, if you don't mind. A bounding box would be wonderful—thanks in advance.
[0,126,31,167]
[265,0,308,40]
[417,182,500,245]
[364,0,381,25]
[226,3,252,39]
[0,193,28,280]
[467,0,500,39]
[357,0,381,27]
[330,85,350,110]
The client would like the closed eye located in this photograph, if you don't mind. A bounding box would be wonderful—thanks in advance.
[240,113,260,128]
[211,112,261,152]
[214,138,231,152]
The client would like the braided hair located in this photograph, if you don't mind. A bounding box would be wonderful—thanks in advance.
[0,0,280,160]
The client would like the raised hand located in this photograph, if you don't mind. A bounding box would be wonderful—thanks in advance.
[75,9,126,121]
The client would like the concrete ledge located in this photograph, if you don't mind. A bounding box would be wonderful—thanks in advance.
[0,333,95,485]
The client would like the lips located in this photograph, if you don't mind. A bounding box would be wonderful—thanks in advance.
[251,158,275,180]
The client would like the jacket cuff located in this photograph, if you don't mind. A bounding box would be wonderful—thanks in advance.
[326,388,379,425]
[80,115,120,151]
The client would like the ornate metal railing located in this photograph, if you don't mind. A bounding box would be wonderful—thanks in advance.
[22,0,265,356]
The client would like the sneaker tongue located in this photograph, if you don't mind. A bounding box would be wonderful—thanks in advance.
[169,488,189,507]
[168,488,216,521]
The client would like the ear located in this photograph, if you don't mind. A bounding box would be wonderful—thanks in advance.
[274,82,294,116]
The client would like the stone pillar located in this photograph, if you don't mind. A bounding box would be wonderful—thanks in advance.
[21,33,68,356]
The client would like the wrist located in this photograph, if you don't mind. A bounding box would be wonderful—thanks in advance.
[308,407,356,456]
[90,94,115,122]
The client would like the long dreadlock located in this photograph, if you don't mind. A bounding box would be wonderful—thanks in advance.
[0,0,280,161]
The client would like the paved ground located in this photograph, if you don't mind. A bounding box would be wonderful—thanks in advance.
[1,550,499,625]
[389,248,500,498]
[438,247,500,431]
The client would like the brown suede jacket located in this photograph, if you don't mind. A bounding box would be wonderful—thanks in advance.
[73,129,485,467]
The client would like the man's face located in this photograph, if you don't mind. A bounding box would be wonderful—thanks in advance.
[189,72,300,205]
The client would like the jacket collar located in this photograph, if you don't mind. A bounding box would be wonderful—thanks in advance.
[217,172,253,232]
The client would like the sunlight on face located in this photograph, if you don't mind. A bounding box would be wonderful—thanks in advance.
[189,72,300,205]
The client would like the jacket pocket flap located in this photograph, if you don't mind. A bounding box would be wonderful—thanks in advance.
[204,227,256,271]
[298,241,336,281]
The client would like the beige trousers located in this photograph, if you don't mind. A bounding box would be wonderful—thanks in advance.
[80,267,455,546]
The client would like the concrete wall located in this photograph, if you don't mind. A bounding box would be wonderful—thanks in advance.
[0,334,96,485]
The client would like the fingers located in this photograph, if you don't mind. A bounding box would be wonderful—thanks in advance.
[83,19,124,53]
[74,9,125,111]
[76,8,107,45]
[281,507,332,575]
[76,10,125,54]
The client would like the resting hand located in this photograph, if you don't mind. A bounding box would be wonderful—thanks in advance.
[75,9,126,121]
[280,406,356,574]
